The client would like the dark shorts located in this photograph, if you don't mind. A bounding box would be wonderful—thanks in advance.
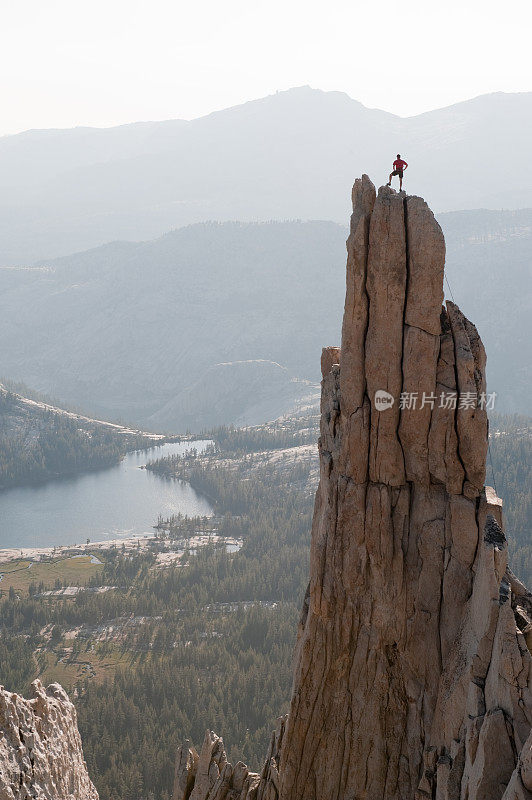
[391,169,404,178]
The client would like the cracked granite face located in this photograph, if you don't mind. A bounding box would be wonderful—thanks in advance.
[174,177,532,800]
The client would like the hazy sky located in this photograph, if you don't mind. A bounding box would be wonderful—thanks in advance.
[2,0,531,136]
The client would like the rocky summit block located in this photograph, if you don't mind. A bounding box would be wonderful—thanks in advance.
[175,176,532,800]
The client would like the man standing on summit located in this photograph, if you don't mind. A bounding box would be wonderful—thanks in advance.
[387,154,408,191]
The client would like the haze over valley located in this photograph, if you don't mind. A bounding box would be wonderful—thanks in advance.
[0,208,530,428]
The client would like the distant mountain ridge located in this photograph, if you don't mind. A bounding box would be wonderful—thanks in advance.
[0,207,529,428]
[0,221,340,428]
[1,86,532,262]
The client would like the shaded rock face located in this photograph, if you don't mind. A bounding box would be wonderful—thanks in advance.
[0,679,98,800]
[174,177,532,800]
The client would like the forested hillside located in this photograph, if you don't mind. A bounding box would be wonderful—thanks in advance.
[0,387,152,489]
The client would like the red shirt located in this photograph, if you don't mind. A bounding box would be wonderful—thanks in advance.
[393,158,408,170]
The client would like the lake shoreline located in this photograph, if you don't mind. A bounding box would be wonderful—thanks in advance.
[0,529,243,567]
[0,533,158,564]
[0,440,213,550]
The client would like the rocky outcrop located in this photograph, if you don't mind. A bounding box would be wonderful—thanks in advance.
[172,726,284,800]
[174,177,532,800]
[0,679,98,800]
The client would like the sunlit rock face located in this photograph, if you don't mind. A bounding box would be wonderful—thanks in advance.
[175,177,532,800]
[280,177,532,800]
[0,679,98,800]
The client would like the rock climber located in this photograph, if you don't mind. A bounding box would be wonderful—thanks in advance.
[387,154,408,191]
